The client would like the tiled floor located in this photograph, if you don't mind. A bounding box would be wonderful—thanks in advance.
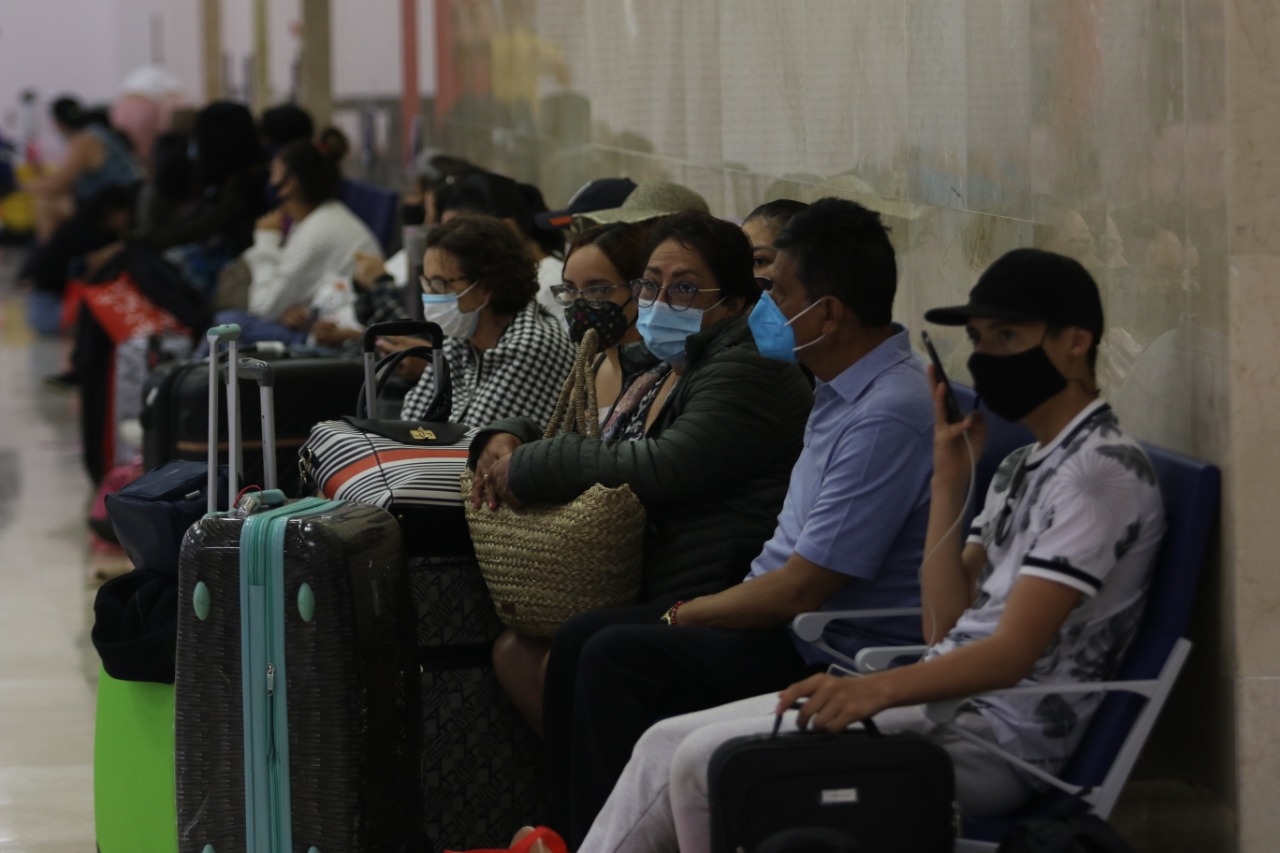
[0,250,116,851]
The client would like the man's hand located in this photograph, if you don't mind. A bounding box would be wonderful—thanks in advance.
[352,250,387,289]
[257,209,285,231]
[929,364,986,488]
[777,673,890,734]
[279,304,312,331]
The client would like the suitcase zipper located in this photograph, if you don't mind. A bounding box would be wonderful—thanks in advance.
[240,497,339,853]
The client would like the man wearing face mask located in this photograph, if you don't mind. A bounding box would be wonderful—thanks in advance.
[539,198,938,847]
[566,247,1168,853]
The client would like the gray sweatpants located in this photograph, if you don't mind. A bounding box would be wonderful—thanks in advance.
[577,692,1037,853]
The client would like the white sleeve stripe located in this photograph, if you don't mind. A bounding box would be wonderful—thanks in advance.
[1020,566,1101,598]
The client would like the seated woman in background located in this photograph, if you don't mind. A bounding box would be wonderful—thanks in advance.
[26,97,141,242]
[399,214,576,426]
[549,220,656,419]
[468,210,814,731]
[741,198,808,287]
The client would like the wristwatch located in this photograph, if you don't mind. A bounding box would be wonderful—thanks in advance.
[659,600,686,626]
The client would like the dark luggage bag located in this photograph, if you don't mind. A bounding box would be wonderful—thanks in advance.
[707,718,956,853]
[174,325,422,852]
[328,321,545,851]
[142,345,364,496]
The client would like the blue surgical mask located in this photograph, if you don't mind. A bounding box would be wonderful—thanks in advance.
[421,282,487,339]
[748,292,825,362]
[637,299,720,366]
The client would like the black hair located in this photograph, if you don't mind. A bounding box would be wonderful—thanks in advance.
[150,131,196,207]
[260,103,315,149]
[51,97,88,131]
[646,210,759,308]
[193,101,264,190]
[744,198,808,232]
[275,138,342,206]
[566,221,654,284]
[773,196,897,326]
[517,182,564,258]
[84,183,138,230]
[425,214,538,317]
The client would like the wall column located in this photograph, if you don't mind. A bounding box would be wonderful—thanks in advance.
[299,0,332,128]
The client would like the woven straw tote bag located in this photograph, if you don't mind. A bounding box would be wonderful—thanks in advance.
[462,330,646,636]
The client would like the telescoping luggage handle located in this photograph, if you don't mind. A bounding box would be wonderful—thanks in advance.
[206,324,242,515]
[360,321,444,418]
[205,324,281,514]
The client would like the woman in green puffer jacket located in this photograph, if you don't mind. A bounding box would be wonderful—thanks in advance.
[468,210,813,731]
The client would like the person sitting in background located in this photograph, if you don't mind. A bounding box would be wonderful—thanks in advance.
[741,198,808,288]
[398,214,576,425]
[551,221,656,419]
[236,137,381,326]
[442,171,567,325]
[467,210,813,738]
[576,248,1166,852]
[25,97,140,242]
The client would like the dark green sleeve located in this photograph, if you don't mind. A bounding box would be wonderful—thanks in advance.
[507,352,812,505]
[466,417,545,470]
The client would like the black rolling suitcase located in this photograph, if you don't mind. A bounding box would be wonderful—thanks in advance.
[310,321,547,851]
[142,343,365,495]
[707,718,956,853]
[174,324,422,852]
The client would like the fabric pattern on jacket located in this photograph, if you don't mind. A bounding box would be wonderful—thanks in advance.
[400,300,576,428]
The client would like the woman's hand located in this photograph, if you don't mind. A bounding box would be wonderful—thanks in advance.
[929,365,985,489]
[257,209,285,231]
[311,320,360,347]
[776,673,890,734]
[279,304,313,331]
[375,334,429,380]
[470,433,524,510]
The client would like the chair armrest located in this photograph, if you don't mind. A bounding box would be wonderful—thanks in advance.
[790,607,922,643]
[854,645,929,673]
[925,677,1165,722]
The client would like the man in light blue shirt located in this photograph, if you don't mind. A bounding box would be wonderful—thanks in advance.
[543,198,934,844]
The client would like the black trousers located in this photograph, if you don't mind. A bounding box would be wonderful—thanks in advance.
[541,601,823,847]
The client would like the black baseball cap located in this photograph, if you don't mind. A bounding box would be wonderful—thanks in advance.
[535,177,637,230]
[924,248,1104,340]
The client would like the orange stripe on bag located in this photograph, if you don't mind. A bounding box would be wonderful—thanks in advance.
[326,446,471,496]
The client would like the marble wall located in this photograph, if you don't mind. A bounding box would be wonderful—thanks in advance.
[423,0,1268,849]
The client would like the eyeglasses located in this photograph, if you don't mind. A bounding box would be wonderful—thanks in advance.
[630,278,722,311]
[755,276,773,292]
[549,282,629,307]
[419,274,470,295]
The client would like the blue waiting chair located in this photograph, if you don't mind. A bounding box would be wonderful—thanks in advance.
[340,179,400,255]
[792,440,1221,850]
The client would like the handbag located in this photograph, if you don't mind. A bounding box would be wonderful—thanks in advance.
[298,321,478,536]
[462,329,645,638]
[707,716,957,853]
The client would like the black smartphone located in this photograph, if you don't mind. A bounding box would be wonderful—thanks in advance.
[921,330,963,424]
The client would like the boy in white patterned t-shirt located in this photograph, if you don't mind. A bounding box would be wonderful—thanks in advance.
[569,248,1166,853]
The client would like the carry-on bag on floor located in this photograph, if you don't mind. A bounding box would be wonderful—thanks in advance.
[707,717,956,853]
[174,324,423,852]
[299,321,544,849]
[94,667,179,853]
[142,345,365,496]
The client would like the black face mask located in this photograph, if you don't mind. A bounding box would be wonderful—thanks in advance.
[401,201,426,226]
[967,345,1067,422]
[566,297,633,349]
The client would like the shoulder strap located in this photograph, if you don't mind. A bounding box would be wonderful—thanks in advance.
[543,329,600,439]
